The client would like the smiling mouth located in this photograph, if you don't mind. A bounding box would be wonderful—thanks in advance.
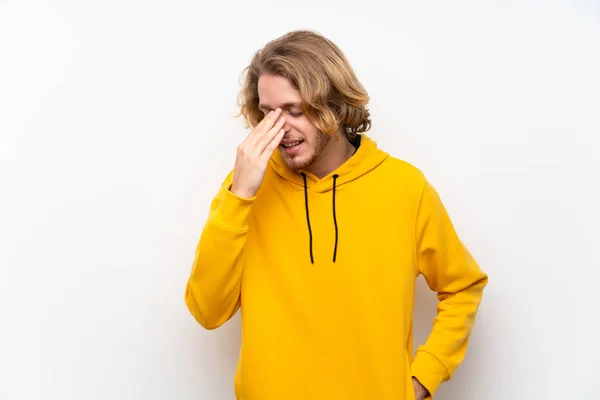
[281,140,303,148]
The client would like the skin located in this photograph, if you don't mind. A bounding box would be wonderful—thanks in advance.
[230,74,429,399]
[256,74,357,179]
[230,107,286,199]
[413,377,429,400]
[231,73,357,199]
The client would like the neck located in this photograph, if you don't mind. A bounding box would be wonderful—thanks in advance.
[308,132,356,179]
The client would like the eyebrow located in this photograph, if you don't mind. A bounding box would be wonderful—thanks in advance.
[258,102,302,111]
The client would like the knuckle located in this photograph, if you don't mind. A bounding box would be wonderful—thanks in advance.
[238,149,250,159]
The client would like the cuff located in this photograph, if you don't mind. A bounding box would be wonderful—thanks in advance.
[411,350,449,399]
[212,185,255,231]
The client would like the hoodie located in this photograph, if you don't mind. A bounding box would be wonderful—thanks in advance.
[185,134,488,400]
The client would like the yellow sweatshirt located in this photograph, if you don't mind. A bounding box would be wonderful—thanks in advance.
[185,134,487,400]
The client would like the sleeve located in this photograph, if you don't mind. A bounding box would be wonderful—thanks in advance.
[184,170,255,330]
[410,178,488,398]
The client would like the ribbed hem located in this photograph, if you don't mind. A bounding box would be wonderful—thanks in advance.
[411,350,449,399]
[213,186,255,231]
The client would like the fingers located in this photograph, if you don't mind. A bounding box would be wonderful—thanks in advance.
[252,115,286,155]
[243,108,282,148]
[259,128,285,163]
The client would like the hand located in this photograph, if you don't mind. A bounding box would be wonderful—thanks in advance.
[230,108,286,198]
[412,377,429,400]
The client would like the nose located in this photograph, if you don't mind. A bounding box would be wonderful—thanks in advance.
[282,118,293,133]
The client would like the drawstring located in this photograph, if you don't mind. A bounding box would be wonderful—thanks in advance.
[332,174,339,262]
[300,172,340,264]
[301,173,314,264]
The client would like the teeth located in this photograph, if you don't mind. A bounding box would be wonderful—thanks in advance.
[283,141,301,148]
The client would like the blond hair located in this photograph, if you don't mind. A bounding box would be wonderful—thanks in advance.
[237,30,371,140]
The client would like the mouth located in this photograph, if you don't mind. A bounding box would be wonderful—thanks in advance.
[279,139,304,156]
[280,140,303,148]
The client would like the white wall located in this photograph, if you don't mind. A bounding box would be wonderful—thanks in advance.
[1,1,599,399]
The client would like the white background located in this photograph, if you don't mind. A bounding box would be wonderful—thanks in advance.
[1,1,599,399]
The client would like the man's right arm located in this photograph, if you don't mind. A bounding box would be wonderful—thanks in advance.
[184,171,254,329]
[184,108,286,330]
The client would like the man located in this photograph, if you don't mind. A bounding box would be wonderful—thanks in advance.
[185,30,488,400]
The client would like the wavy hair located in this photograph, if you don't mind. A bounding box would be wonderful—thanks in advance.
[237,30,371,140]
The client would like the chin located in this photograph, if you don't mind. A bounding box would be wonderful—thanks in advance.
[280,151,315,171]
[284,157,312,171]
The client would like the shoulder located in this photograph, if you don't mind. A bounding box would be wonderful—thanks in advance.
[379,155,427,192]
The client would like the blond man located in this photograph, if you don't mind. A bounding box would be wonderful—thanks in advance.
[185,30,488,400]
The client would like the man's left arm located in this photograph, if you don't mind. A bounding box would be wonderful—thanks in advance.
[411,178,489,399]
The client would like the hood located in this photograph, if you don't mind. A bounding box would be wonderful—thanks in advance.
[267,134,389,264]
[268,134,389,193]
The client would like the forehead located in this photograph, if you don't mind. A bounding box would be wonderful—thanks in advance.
[257,74,302,109]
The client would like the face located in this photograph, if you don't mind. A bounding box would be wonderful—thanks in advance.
[257,74,330,171]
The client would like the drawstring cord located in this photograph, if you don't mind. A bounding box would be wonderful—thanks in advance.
[332,174,339,262]
[301,173,314,264]
[300,172,340,264]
